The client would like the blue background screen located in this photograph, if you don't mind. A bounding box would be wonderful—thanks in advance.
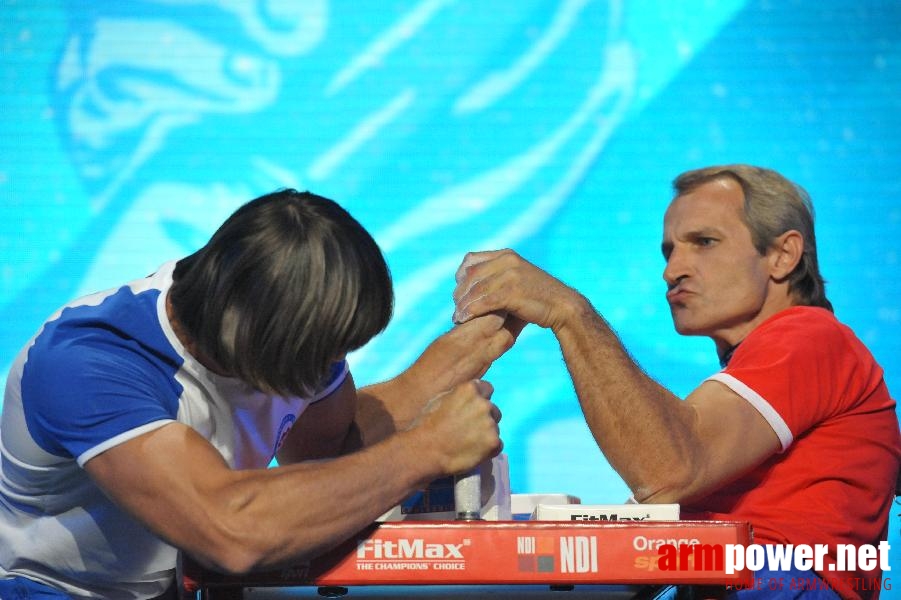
[1,0,899,578]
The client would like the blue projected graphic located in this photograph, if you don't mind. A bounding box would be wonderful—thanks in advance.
[1,0,900,569]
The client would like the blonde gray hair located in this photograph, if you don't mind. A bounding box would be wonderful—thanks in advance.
[673,165,832,311]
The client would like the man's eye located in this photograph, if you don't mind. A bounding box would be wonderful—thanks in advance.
[698,237,716,247]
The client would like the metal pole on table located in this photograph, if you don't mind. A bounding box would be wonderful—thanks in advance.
[454,466,482,521]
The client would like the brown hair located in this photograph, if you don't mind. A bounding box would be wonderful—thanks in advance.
[169,189,393,396]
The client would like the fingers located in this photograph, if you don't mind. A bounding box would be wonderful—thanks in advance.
[471,379,502,426]
[462,380,502,453]
[453,250,519,324]
[503,314,528,341]
[453,249,581,331]
[454,250,509,284]
[415,379,503,475]
[450,313,518,374]
[489,401,502,425]
[457,311,508,335]
[472,378,494,401]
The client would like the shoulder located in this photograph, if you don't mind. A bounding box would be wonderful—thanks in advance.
[18,276,185,460]
[752,305,840,336]
[31,264,181,371]
[737,306,857,361]
[723,306,887,429]
[27,283,180,379]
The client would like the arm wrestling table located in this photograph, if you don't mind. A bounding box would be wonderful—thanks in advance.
[178,520,753,600]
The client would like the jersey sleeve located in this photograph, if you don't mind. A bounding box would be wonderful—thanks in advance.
[705,308,876,452]
[21,333,182,467]
[310,360,349,402]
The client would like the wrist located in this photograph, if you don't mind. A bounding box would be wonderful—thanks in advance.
[550,290,595,335]
[400,334,464,399]
[392,425,448,486]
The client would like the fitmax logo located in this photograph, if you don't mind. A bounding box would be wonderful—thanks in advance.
[571,514,651,521]
[357,538,465,559]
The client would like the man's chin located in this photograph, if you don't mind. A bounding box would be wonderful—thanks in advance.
[671,320,708,337]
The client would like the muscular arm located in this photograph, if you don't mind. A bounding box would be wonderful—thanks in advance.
[299,313,521,457]
[277,312,519,463]
[357,314,521,439]
[454,249,779,503]
[553,298,779,502]
[84,380,501,575]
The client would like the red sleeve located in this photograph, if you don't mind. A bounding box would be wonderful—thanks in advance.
[705,307,881,451]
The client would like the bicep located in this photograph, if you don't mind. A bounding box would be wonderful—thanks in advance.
[83,422,250,567]
[683,379,782,497]
[276,375,359,465]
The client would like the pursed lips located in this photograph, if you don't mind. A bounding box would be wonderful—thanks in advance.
[666,286,694,304]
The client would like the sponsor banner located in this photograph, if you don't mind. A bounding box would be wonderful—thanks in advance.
[511,493,581,520]
[534,503,680,522]
[182,520,753,592]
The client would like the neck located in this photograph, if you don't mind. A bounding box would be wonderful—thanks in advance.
[712,288,797,363]
[165,293,230,376]
[715,342,739,367]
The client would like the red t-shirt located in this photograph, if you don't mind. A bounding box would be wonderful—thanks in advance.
[684,307,900,599]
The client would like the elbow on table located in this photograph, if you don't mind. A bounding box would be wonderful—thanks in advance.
[187,522,269,575]
[185,512,309,576]
[199,547,262,577]
[629,462,703,505]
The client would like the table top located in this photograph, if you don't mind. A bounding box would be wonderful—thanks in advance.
[234,583,662,599]
[181,520,751,599]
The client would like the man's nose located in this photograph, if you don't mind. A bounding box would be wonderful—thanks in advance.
[663,246,689,287]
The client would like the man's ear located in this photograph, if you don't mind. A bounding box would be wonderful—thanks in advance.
[769,230,804,281]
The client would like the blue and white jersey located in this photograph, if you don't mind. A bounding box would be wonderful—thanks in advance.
[0,261,348,599]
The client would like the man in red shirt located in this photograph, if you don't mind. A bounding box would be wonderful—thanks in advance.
[452,165,900,599]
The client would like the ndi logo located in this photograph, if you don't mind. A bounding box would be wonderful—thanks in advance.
[560,536,599,574]
[516,536,600,574]
[516,536,555,573]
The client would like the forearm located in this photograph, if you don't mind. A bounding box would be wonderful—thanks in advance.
[206,378,502,571]
[190,428,439,573]
[450,249,767,503]
[354,314,517,446]
[553,296,702,502]
[353,376,422,446]
[90,379,502,577]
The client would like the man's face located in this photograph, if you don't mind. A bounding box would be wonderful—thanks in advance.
[661,178,773,349]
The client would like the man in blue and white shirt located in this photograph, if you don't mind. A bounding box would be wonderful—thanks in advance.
[0,189,519,599]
